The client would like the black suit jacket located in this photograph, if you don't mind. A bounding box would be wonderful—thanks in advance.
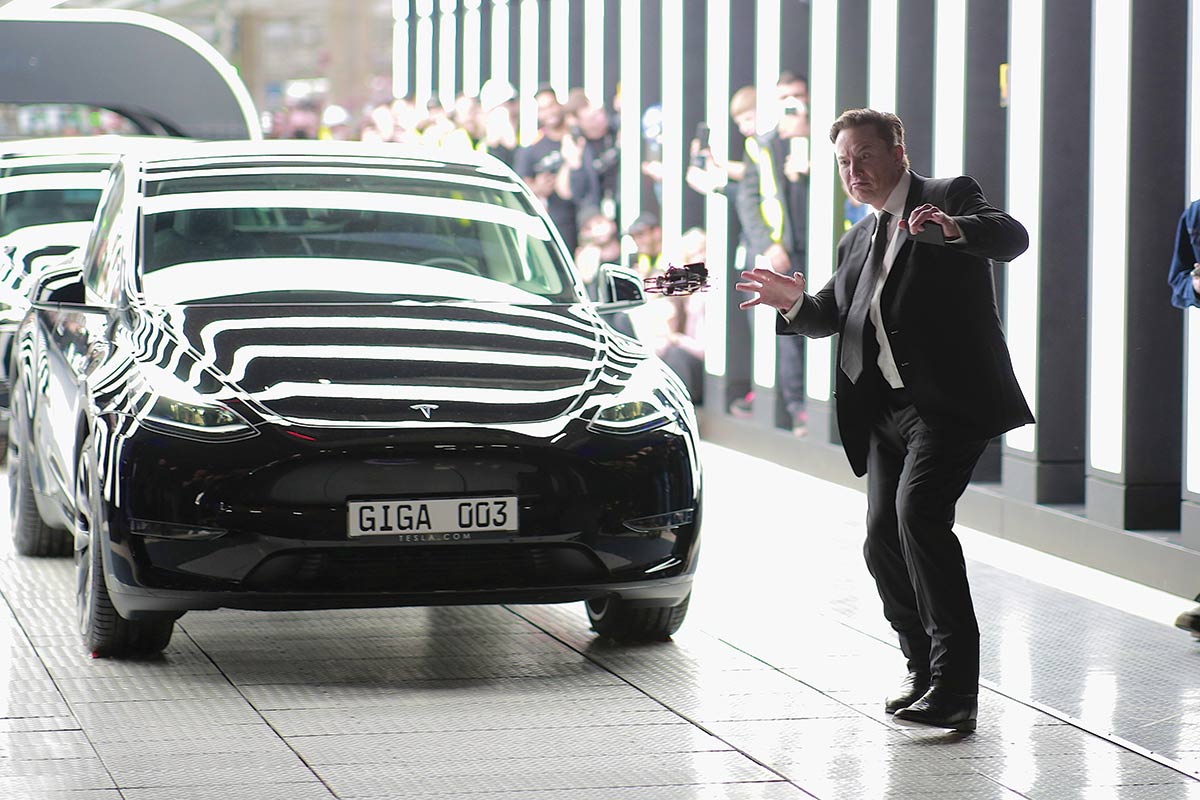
[779,172,1035,477]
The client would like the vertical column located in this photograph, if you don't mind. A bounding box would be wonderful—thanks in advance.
[538,0,552,85]
[1183,1,1200,549]
[490,0,510,86]
[478,0,493,89]
[681,0,708,234]
[392,0,410,99]
[415,0,435,107]
[1001,0,1089,504]
[960,0,1009,483]
[550,0,569,98]
[641,2,663,215]
[518,0,539,144]
[584,0,605,102]
[749,0,782,427]
[895,0,934,174]
[661,0,686,263]
[703,0,732,397]
[603,0,620,109]
[618,0,641,231]
[803,0,868,445]
[1085,0,1186,530]
[236,13,267,112]
[463,0,482,98]
[868,0,897,112]
[438,0,458,107]
[328,0,373,113]
[568,0,585,91]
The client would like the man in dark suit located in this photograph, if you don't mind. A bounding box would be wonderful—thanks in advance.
[736,109,1033,732]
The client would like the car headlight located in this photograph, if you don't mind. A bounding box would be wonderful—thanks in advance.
[137,372,258,441]
[143,394,257,440]
[587,390,677,435]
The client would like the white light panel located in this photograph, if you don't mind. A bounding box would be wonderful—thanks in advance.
[805,0,838,402]
[868,0,897,113]
[1003,0,1043,453]
[1087,0,1132,475]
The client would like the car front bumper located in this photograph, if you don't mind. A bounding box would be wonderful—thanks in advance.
[98,416,702,615]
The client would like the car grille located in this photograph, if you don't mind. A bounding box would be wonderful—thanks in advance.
[241,543,606,593]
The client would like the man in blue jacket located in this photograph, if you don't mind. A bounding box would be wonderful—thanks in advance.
[1168,199,1200,638]
[1169,199,1200,309]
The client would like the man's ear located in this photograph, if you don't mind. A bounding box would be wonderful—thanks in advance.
[893,145,906,167]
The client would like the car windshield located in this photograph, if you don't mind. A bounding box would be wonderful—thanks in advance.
[0,160,112,237]
[0,187,104,236]
[138,166,581,305]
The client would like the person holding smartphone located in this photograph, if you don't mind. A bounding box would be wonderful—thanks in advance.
[735,71,812,435]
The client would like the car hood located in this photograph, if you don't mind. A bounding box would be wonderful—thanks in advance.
[149,302,630,427]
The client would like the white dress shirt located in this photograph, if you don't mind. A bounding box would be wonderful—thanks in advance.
[868,172,911,389]
[783,172,911,388]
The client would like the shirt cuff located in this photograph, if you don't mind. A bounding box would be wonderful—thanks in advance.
[780,293,805,322]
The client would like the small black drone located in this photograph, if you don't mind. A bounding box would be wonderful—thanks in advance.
[643,262,710,296]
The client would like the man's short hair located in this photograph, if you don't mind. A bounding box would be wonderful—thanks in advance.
[829,108,911,170]
[777,69,808,88]
[729,86,757,118]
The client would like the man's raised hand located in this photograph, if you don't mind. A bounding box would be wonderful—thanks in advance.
[736,268,806,311]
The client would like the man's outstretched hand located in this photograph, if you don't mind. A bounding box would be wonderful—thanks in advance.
[736,268,806,312]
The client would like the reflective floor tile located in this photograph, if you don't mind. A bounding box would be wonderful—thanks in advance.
[120,782,339,800]
[96,749,318,788]
[390,784,814,800]
[313,750,780,797]
[0,729,96,761]
[290,723,727,765]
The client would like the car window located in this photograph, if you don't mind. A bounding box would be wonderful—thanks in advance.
[137,168,580,306]
[82,165,125,299]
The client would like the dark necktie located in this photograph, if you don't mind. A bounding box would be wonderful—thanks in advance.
[840,210,892,383]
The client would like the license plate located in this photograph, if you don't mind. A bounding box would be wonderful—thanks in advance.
[347,496,518,541]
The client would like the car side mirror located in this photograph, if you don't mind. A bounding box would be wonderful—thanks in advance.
[594,264,646,312]
[32,259,85,306]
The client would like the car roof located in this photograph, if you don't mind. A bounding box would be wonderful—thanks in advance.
[130,139,517,181]
[0,135,194,161]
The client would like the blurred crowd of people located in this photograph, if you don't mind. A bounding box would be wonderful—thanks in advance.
[264,71,813,422]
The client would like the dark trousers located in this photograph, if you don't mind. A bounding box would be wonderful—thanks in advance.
[863,385,987,693]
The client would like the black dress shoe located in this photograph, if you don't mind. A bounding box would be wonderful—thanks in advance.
[892,686,978,732]
[884,671,931,714]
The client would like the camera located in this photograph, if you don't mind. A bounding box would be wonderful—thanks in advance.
[691,122,710,168]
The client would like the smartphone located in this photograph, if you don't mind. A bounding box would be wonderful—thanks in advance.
[691,122,710,168]
[913,223,945,245]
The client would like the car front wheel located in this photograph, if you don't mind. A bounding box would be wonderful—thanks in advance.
[586,592,690,641]
[75,435,175,658]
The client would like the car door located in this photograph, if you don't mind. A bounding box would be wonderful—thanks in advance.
[34,166,127,505]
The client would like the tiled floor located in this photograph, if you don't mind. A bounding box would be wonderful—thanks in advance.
[2,442,1199,799]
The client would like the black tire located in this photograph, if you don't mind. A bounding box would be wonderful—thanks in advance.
[11,447,70,557]
[75,436,175,658]
[586,592,691,641]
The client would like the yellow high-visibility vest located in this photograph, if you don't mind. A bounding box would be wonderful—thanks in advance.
[745,136,785,245]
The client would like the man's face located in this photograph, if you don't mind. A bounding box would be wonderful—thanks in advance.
[733,110,757,138]
[632,226,661,257]
[777,80,809,108]
[579,104,609,139]
[536,92,565,130]
[834,124,905,208]
[584,214,616,244]
[528,170,557,196]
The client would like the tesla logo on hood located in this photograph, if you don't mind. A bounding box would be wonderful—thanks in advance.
[410,404,439,419]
